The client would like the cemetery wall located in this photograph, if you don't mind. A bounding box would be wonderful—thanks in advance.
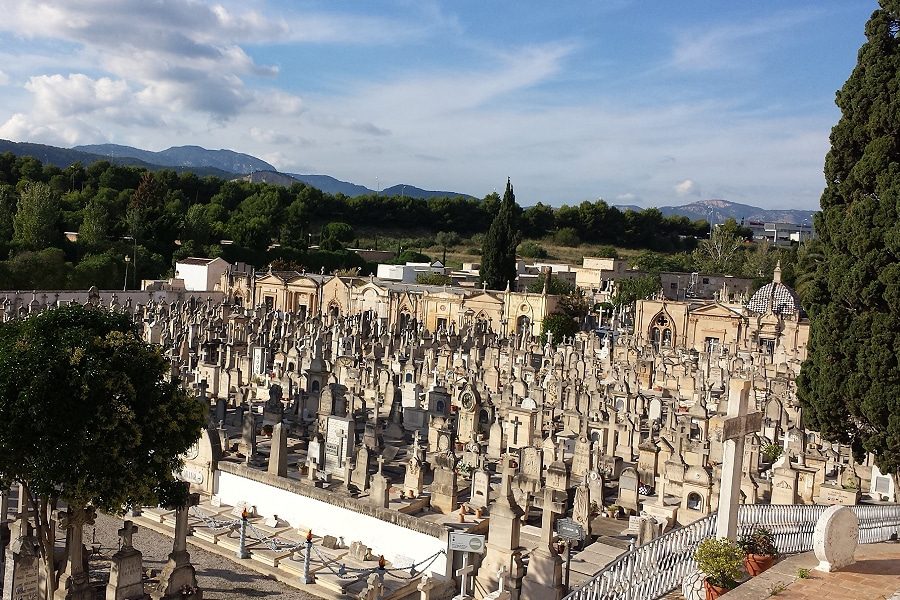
[217,463,450,576]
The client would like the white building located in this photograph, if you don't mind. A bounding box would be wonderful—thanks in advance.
[174,257,230,292]
[376,261,446,283]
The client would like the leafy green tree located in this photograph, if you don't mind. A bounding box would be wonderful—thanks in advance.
[553,227,581,247]
[797,1,900,489]
[0,248,71,289]
[280,199,309,249]
[0,184,17,243]
[692,224,743,274]
[480,179,520,290]
[13,181,60,250]
[612,275,661,310]
[0,305,206,596]
[68,251,125,289]
[541,312,579,344]
[527,273,576,295]
[630,251,694,274]
[78,197,111,249]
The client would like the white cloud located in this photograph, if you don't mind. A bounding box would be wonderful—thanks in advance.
[674,179,699,197]
[0,70,8,86]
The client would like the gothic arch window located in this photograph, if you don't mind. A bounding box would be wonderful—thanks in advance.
[649,312,676,349]
[517,315,531,336]
[310,380,320,393]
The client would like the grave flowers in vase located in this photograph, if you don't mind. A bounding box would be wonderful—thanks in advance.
[738,525,778,576]
[694,537,744,599]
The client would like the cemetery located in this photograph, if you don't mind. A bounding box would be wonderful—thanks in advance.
[1,263,899,600]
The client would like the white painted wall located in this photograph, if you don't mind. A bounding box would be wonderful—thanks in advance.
[217,470,448,575]
[175,259,229,291]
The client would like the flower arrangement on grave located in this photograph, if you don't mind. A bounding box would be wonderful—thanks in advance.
[605,504,620,518]
[693,537,744,598]
[737,525,778,576]
[761,443,783,463]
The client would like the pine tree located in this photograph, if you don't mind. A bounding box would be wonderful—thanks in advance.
[480,178,521,290]
[797,2,900,486]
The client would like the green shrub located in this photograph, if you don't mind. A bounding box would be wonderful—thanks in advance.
[518,241,548,259]
[553,227,580,247]
[694,537,744,589]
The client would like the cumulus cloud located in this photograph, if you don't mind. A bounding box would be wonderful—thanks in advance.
[675,179,699,197]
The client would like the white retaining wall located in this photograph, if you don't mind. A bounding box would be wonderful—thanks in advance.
[216,469,449,575]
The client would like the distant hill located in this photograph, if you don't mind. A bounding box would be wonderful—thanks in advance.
[287,173,374,197]
[0,139,237,178]
[74,143,274,174]
[617,199,816,225]
[381,184,473,200]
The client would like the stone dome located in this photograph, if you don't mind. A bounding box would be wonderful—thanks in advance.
[746,261,801,316]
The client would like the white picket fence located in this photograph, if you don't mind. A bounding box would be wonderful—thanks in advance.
[562,503,900,600]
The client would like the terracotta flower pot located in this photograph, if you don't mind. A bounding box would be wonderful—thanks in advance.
[744,553,775,576]
[704,580,730,600]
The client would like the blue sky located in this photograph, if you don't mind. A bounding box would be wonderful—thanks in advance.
[0,1,877,208]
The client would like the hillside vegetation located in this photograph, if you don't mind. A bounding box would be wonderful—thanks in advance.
[0,152,802,291]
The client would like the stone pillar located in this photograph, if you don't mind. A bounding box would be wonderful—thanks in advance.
[268,422,288,477]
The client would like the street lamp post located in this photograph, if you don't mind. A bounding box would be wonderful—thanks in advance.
[123,255,131,291]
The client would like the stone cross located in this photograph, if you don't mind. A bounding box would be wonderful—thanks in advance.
[377,455,385,475]
[715,379,762,539]
[174,493,201,554]
[456,554,476,598]
[118,520,138,550]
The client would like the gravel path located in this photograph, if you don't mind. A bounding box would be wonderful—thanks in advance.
[89,512,319,599]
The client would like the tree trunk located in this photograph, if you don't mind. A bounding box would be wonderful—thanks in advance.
[22,483,58,600]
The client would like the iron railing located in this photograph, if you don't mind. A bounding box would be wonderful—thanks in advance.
[563,503,900,600]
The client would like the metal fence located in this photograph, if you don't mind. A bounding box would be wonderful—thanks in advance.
[563,503,900,600]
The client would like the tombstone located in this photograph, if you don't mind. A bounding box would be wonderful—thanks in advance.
[3,515,40,600]
[369,456,391,509]
[616,467,640,514]
[324,416,355,478]
[349,541,371,562]
[404,437,426,498]
[470,469,491,510]
[106,521,147,600]
[267,422,288,477]
[519,487,565,600]
[350,446,372,492]
[572,482,591,535]
[359,573,383,600]
[238,409,257,462]
[813,505,859,572]
[214,398,227,425]
[430,463,459,515]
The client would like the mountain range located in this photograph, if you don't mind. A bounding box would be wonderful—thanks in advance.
[0,138,816,222]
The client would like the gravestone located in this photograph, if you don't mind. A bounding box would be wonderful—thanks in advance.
[616,467,640,514]
[151,488,202,600]
[3,515,40,600]
[813,505,859,573]
[267,422,288,477]
[106,521,147,600]
[324,416,355,477]
[470,469,491,509]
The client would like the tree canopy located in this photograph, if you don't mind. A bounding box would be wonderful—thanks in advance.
[797,1,900,483]
[0,304,206,593]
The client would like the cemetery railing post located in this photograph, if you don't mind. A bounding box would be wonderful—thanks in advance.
[303,530,313,584]
[236,509,250,559]
[564,539,572,592]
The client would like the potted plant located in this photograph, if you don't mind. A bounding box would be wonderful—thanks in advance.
[694,537,744,599]
[605,504,620,519]
[738,525,778,576]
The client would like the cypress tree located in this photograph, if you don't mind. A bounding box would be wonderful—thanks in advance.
[480,178,521,290]
[797,1,900,487]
